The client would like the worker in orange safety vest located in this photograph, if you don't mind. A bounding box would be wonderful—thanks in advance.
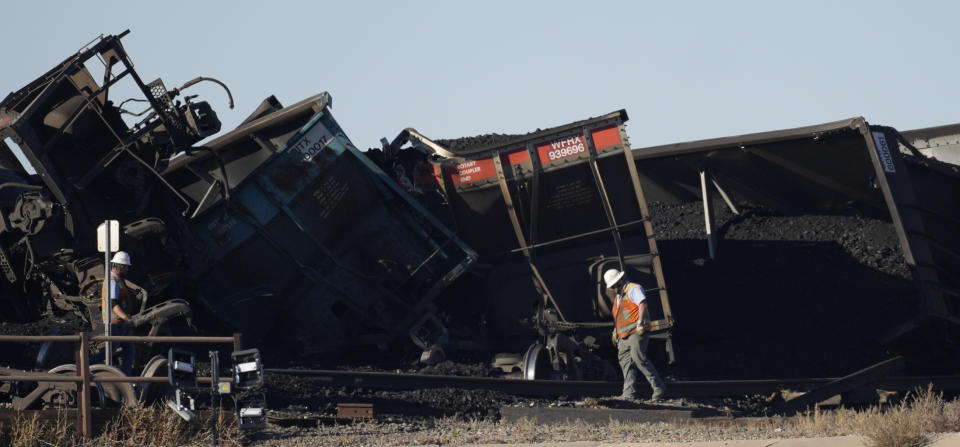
[606,268,666,401]
[92,251,138,375]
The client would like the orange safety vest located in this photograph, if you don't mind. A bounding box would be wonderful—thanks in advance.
[612,282,650,339]
[102,272,131,323]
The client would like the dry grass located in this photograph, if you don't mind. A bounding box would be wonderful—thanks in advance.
[96,403,246,446]
[3,388,957,446]
[859,385,960,447]
[0,404,246,447]
[3,410,76,447]
[253,387,960,446]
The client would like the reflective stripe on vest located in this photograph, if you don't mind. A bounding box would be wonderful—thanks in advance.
[612,282,649,339]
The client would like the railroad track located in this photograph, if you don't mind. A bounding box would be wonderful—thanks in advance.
[2,370,957,430]
[265,368,960,399]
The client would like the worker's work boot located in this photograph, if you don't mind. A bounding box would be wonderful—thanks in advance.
[650,387,666,402]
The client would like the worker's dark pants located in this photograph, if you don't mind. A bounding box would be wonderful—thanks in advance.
[91,323,135,376]
[617,331,665,399]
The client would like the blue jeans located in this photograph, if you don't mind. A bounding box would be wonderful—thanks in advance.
[91,323,135,376]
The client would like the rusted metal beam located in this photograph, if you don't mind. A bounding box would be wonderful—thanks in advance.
[492,152,567,322]
[233,333,244,352]
[0,334,237,344]
[620,126,675,363]
[0,335,81,342]
[78,332,92,439]
[0,375,81,382]
[584,129,625,265]
[337,403,373,419]
[772,356,905,415]
[90,335,236,343]
[0,376,231,383]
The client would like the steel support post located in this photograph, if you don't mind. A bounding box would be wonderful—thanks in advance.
[103,224,112,367]
[620,135,675,362]
[710,176,740,215]
[210,350,220,446]
[492,153,566,322]
[78,331,92,439]
[233,333,244,352]
[584,129,626,267]
[700,170,717,259]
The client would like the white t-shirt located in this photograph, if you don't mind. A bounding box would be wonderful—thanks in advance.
[617,283,646,306]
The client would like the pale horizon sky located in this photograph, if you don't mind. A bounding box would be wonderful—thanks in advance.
[3,1,958,151]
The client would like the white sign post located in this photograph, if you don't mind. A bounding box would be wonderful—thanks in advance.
[97,220,120,366]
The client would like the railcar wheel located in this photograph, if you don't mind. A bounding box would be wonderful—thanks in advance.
[138,355,171,403]
[46,364,137,408]
[521,342,554,380]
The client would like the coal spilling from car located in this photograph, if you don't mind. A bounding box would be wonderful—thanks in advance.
[4,32,960,437]
[0,198,916,381]
[647,200,915,380]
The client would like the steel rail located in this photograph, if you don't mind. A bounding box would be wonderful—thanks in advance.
[264,369,960,398]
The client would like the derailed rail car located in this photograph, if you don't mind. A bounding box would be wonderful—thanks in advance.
[0,31,218,332]
[387,111,675,380]
[631,118,960,373]
[162,93,478,355]
[0,31,476,370]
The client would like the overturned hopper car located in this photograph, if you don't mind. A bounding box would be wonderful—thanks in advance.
[383,111,675,380]
[0,31,219,336]
[161,93,477,355]
[630,118,960,377]
[383,114,960,380]
[0,31,476,370]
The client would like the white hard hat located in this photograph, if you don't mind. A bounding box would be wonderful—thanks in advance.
[111,251,132,266]
[603,268,625,289]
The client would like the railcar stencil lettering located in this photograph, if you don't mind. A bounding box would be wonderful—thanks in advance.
[872,131,896,173]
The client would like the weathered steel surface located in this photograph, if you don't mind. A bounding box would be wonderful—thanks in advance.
[0,31,474,359]
[337,402,373,418]
[168,94,477,353]
[388,111,675,375]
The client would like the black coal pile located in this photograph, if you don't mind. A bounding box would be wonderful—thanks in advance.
[435,133,532,153]
[648,200,917,380]
[356,127,923,383]
[0,312,88,368]
[0,311,87,337]
[404,360,493,377]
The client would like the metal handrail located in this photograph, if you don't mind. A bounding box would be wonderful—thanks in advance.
[0,375,232,384]
[0,332,243,439]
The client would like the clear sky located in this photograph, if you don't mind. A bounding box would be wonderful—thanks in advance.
[3,1,958,151]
